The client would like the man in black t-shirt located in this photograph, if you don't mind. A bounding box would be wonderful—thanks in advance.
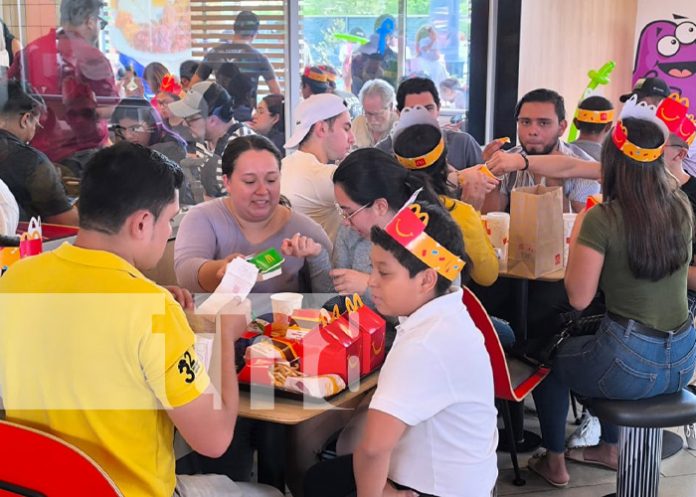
[190,10,280,116]
[0,81,78,225]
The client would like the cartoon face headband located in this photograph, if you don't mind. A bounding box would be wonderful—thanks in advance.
[384,189,465,281]
[656,93,696,146]
[391,106,445,170]
[612,95,670,163]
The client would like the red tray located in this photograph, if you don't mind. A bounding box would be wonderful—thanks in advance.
[17,222,79,241]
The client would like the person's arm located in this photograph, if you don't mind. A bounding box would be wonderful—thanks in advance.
[487,151,601,180]
[448,199,499,286]
[11,38,21,57]
[454,166,499,211]
[27,154,77,225]
[354,409,410,497]
[173,206,230,293]
[44,206,78,226]
[281,229,335,293]
[166,299,246,457]
[266,78,281,95]
[565,208,604,310]
[688,265,696,292]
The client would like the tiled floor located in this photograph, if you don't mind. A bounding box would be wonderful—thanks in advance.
[496,398,696,496]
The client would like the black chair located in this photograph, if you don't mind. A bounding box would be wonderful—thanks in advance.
[584,388,696,497]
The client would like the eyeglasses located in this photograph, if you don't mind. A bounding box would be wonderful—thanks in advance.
[336,202,372,222]
[364,108,389,119]
[111,124,153,137]
[184,114,203,125]
[97,15,108,30]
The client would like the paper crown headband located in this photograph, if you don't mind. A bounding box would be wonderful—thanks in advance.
[384,189,465,281]
[574,108,614,124]
[159,74,182,95]
[612,95,670,163]
[657,93,696,146]
[392,106,446,169]
[302,66,328,83]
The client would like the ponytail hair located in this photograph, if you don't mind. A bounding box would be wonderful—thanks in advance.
[333,148,439,211]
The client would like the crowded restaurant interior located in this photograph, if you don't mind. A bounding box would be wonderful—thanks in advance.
[2,0,696,496]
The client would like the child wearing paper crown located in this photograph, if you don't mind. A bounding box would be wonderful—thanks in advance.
[391,106,499,288]
[304,198,498,497]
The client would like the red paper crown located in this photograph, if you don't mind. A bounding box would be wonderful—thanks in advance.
[159,74,182,96]
[302,66,328,83]
[657,94,695,145]
[384,200,465,281]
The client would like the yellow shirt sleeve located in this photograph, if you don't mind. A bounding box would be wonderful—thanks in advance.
[143,298,211,408]
[441,196,499,287]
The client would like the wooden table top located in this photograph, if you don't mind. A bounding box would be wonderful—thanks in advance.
[238,372,379,425]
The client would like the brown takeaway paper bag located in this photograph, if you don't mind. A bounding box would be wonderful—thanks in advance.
[507,185,564,278]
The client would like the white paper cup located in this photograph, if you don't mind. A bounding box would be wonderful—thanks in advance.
[483,212,510,269]
[563,213,577,266]
[270,292,303,322]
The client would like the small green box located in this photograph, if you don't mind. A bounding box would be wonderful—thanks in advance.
[247,247,284,273]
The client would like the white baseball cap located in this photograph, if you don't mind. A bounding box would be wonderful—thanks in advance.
[284,93,348,149]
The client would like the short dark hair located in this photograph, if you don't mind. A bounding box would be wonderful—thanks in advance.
[574,95,614,135]
[297,113,341,148]
[515,88,566,122]
[179,60,199,81]
[78,142,184,234]
[60,0,103,26]
[234,10,259,36]
[396,77,440,112]
[333,148,439,211]
[221,134,281,177]
[393,124,451,197]
[0,80,44,116]
[371,200,470,295]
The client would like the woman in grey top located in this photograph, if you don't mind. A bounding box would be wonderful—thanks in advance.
[175,135,333,293]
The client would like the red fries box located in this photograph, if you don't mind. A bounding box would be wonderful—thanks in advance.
[237,295,386,393]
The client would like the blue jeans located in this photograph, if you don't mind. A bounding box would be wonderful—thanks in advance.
[491,316,516,349]
[532,314,696,453]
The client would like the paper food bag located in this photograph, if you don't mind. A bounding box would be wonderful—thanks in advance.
[507,185,564,278]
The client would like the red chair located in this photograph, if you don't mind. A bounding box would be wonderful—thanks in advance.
[462,286,550,486]
[0,420,123,497]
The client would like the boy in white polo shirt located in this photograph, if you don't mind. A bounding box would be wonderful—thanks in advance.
[304,194,498,497]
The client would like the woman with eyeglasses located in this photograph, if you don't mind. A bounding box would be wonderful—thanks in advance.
[249,94,285,157]
[330,148,438,305]
[111,97,195,204]
[111,97,187,161]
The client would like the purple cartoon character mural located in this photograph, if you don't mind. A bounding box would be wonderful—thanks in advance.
[633,14,696,105]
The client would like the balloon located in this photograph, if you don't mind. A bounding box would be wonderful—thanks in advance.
[334,33,369,45]
[567,61,616,143]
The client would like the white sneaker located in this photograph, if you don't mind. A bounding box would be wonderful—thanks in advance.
[566,412,601,448]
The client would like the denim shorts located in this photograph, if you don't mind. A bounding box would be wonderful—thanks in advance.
[553,314,696,400]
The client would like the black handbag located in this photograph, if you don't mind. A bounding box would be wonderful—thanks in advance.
[538,310,604,367]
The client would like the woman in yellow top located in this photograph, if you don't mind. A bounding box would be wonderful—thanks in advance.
[392,106,499,287]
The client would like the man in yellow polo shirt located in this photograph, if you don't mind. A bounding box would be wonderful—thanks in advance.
[0,142,282,497]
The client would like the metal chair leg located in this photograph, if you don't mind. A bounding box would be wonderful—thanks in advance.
[502,401,525,486]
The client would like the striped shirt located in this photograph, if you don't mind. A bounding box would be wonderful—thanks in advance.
[195,123,255,197]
